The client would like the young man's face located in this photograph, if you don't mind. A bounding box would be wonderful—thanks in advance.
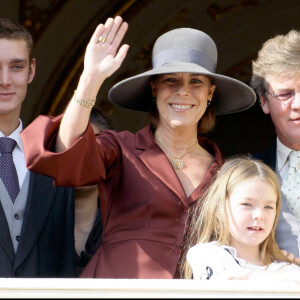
[260,74,300,150]
[0,38,35,117]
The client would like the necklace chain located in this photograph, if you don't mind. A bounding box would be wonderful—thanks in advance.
[155,135,198,170]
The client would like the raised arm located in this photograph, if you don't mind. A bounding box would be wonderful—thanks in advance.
[56,16,129,152]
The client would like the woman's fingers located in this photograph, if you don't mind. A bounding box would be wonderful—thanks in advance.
[286,252,295,262]
[83,16,129,78]
[97,17,114,43]
[114,44,130,67]
[90,23,104,44]
[294,257,300,264]
[281,249,300,264]
[89,17,114,45]
[112,21,128,48]
[105,16,124,44]
[90,16,128,48]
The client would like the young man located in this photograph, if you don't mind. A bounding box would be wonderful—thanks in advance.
[252,30,300,259]
[0,18,76,277]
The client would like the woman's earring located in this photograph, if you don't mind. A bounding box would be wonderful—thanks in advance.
[207,100,211,108]
[152,97,156,104]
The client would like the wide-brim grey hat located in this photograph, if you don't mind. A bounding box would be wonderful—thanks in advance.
[108,28,256,115]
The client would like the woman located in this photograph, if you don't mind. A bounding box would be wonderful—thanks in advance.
[21,16,256,278]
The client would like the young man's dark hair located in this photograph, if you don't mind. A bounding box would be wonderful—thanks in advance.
[0,17,76,278]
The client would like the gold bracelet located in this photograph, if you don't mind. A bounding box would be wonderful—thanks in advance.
[73,90,96,108]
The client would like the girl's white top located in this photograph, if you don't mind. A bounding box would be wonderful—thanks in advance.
[187,241,300,280]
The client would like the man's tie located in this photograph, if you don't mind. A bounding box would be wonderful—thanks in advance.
[281,151,300,220]
[0,137,20,202]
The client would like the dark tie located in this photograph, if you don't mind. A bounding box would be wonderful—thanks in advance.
[0,137,20,202]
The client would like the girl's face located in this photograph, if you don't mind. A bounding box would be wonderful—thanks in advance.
[226,177,277,254]
[151,73,215,130]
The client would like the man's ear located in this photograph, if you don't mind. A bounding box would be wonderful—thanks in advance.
[28,58,36,84]
[259,94,270,114]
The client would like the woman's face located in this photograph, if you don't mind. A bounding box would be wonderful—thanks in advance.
[151,73,215,130]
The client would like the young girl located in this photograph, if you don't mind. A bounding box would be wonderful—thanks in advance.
[181,156,300,283]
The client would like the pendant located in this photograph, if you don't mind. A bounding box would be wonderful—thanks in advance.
[171,159,184,170]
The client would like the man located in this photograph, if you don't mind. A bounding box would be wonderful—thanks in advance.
[252,30,300,258]
[0,18,76,277]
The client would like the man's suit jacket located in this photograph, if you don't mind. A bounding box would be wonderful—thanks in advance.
[0,172,76,277]
[254,143,300,257]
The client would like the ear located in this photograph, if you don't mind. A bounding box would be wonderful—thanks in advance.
[209,84,216,100]
[150,80,157,97]
[27,58,36,84]
[259,94,270,114]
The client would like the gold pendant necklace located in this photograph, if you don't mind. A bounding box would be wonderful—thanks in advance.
[155,135,198,170]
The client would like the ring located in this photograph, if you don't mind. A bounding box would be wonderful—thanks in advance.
[98,36,106,43]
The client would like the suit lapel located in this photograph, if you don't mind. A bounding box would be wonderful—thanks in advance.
[14,172,55,269]
[0,203,15,263]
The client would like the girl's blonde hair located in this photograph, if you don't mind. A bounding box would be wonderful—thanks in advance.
[180,155,295,279]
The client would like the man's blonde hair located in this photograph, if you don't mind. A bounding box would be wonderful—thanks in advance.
[251,30,300,97]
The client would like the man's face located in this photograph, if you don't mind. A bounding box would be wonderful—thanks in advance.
[260,74,300,149]
[0,38,35,117]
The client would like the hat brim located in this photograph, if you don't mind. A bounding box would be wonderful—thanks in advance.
[108,62,257,115]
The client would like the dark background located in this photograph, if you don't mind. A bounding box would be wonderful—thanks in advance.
[2,0,299,157]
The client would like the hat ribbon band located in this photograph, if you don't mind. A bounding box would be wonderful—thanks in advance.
[152,48,217,72]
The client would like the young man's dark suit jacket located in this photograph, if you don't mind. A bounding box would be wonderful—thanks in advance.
[0,172,76,277]
[253,142,276,171]
[254,142,300,257]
